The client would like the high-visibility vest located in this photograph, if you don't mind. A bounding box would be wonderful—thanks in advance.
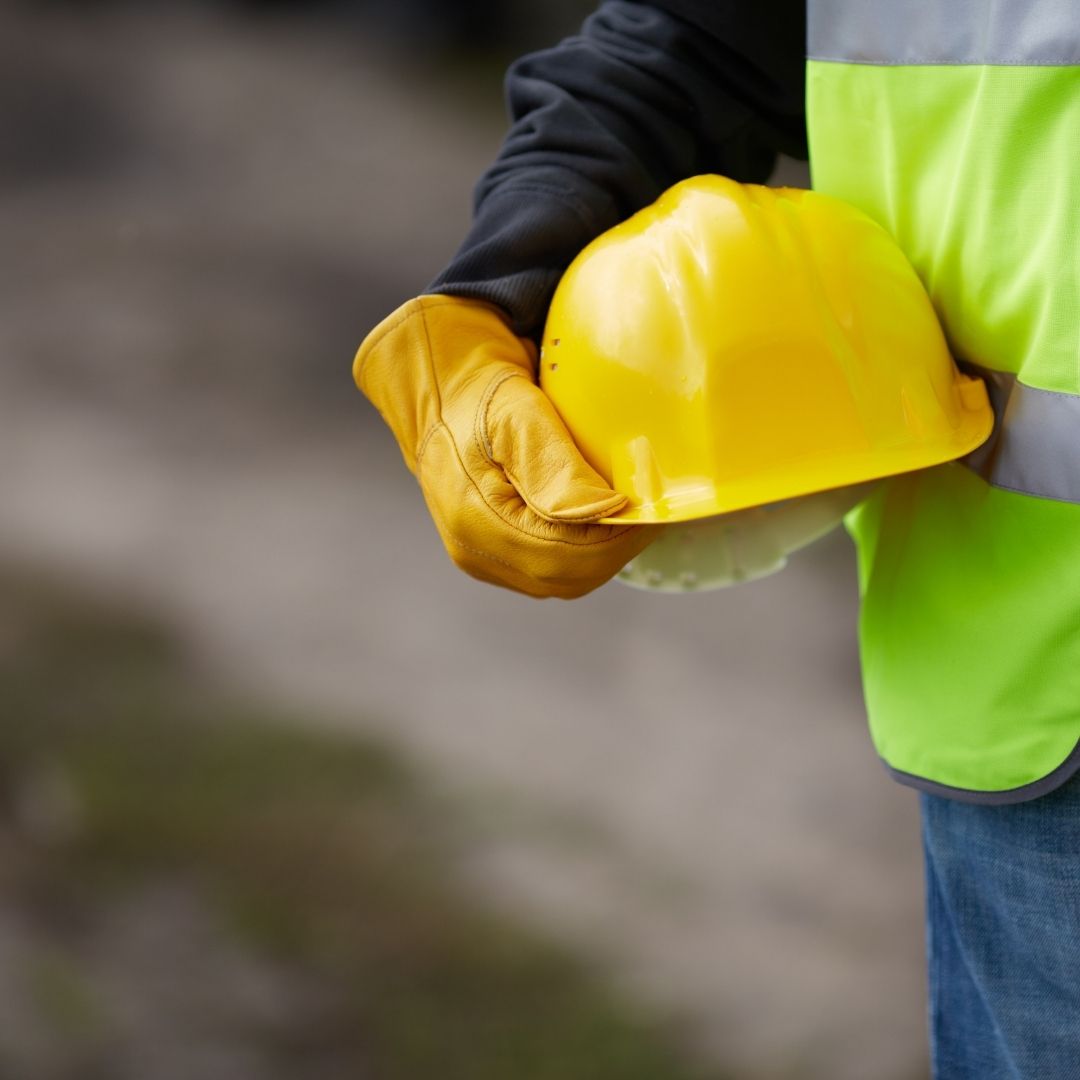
[806,0,1080,802]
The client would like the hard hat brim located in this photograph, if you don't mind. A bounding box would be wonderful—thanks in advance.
[598,404,993,524]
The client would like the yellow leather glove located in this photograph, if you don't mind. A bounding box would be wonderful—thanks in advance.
[353,295,652,599]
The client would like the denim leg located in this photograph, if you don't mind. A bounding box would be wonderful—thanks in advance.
[920,774,1080,1080]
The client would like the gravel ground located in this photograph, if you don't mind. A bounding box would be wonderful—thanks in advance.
[0,5,926,1077]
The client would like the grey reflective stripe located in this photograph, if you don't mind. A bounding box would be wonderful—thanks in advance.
[960,363,1080,504]
[808,0,1080,66]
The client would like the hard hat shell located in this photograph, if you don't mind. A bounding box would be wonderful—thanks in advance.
[540,176,993,525]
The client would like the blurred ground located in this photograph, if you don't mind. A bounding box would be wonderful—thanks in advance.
[0,3,926,1078]
[0,567,725,1080]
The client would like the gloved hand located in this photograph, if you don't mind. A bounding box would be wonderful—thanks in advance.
[353,295,652,599]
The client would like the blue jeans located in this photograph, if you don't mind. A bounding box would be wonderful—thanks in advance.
[921,773,1080,1079]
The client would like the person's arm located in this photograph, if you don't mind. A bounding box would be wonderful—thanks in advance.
[429,0,807,336]
[354,1,806,598]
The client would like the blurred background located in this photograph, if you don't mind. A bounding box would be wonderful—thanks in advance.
[0,1,927,1077]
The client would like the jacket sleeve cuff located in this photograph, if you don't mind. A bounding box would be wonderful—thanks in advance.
[427,177,620,339]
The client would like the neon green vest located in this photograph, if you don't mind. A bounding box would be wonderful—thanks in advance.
[806,0,1080,802]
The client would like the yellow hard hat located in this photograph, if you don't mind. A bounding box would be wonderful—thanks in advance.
[540,175,993,526]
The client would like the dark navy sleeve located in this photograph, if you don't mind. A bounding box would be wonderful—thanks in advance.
[428,0,807,337]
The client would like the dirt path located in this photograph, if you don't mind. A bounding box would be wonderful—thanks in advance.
[0,7,925,1077]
